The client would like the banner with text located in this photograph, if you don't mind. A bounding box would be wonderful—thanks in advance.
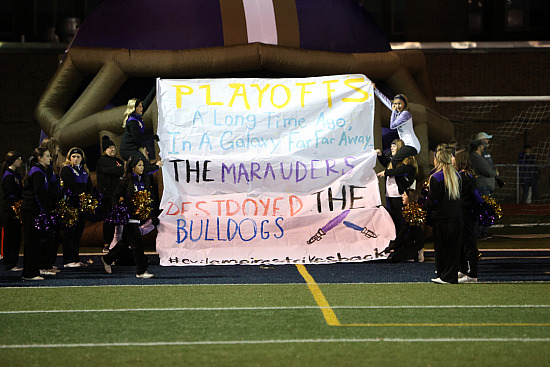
[156,75,395,266]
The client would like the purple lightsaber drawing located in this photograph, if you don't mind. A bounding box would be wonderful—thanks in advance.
[307,210,350,244]
[343,220,378,238]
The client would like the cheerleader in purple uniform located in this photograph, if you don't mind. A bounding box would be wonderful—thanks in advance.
[1,151,23,271]
[60,147,93,268]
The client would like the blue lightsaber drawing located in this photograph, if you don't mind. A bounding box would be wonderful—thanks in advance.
[343,220,378,238]
[307,210,350,244]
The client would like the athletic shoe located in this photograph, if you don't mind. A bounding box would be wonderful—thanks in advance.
[458,276,478,283]
[136,271,154,279]
[431,277,450,284]
[103,245,110,253]
[458,271,467,278]
[9,266,23,272]
[64,262,80,268]
[101,257,112,274]
[39,269,57,276]
[22,276,44,281]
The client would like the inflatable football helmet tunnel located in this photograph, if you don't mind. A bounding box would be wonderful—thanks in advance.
[36,0,454,191]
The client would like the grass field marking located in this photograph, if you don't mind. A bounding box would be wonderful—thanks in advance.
[295,264,341,326]
[344,323,550,327]
[1,304,548,315]
[1,338,550,349]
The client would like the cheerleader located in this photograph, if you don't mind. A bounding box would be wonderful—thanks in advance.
[60,147,93,268]
[1,151,23,271]
[102,155,155,278]
[454,148,483,283]
[119,95,163,174]
[21,148,55,280]
[374,84,421,167]
[37,138,62,275]
[376,138,417,234]
[424,145,463,284]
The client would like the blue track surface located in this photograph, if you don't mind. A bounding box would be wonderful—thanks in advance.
[1,250,549,287]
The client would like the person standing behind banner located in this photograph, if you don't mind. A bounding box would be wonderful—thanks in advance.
[424,145,462,284]
[96,136,124,252]
[102,155,155,279]
[1,151,24,272]
[376,139,417,234]
[373,84,421,167]
[119,90,163,174]
[60,147,93,268]
[453,148,483,283]
[21,148,55,280]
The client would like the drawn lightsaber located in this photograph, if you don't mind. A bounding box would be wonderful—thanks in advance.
[307,210,350,244]
[343,220,378,238]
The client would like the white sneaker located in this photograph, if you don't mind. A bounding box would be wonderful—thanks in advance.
[458,276,478,283]
[22,276,44,281]
[101,257,112,274]
[64,262,81,268]
[458,271,467,278]
[40,269,57,276]
[431,277,450,284]
[417,249,424,263]
[136,271,154,279]
[10,266,23,272]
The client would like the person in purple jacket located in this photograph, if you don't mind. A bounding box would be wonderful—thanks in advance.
[60,147,93,268]
[454,148,484,283]
[374,84,421,168]
[1,151,23,272]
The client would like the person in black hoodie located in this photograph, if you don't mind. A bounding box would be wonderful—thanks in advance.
[1,151,24,271]
[102,155,155,279]
[60,147,93,268]
[96,136,125,252]
[376,139,417,234]
[21,147,55,280]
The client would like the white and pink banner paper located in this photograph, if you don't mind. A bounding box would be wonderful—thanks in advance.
[156,75,395,266]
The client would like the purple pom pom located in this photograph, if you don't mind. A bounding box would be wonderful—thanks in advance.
[105,203,130,225]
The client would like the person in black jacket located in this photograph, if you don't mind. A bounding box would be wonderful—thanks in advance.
[424,144,463,284]
[60,147,93,268]
[119,89,163,174]
[21,148,56,280]
[1,151,23,271]
[376,139,417,234]
[454,148,483,283]
[96,136,125,252]
[102,155,155,279]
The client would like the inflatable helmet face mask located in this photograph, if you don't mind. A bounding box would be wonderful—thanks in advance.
[35,0,454,179]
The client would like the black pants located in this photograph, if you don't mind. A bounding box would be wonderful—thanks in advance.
[386,196,403,234]
[104,222,148,275]
[40,229,60,270]
[21,210,41,278]
[432,216,463,283]
[101,198,116,244]
[460,214,479,278]
[1,211,22,270]
[391,145,418,167]
[62,214,86,264]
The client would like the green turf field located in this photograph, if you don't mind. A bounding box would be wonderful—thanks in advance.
[1,266,549,367]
